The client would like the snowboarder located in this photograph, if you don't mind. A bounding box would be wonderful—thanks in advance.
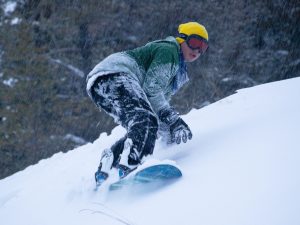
[86,22,209,186]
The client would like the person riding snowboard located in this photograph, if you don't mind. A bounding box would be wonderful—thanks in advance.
[86,22,209,186]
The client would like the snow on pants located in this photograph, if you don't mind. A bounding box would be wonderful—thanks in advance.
[90,73,158,166]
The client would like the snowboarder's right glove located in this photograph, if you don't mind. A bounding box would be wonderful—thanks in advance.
[158,107,192,144]
[169,117,193,144]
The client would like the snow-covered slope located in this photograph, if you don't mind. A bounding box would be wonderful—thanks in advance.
[1,77,300,225]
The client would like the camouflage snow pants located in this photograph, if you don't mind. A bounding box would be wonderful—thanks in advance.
[90,73,158,167]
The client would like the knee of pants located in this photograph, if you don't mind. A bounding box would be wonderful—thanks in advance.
[127,111,158,147]
[148,113,159,134]
[136,111,159,136]
[137,113,158,158]
[127,110,158,131]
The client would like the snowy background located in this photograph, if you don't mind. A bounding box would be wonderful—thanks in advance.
[0,77,300,225]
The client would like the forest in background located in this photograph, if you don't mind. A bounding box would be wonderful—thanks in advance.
[0,0,299,179]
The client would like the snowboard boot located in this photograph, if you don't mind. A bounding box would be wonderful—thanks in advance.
[95,148,114,186]
[95,170,109,186]
[118,139,139,179]
[118,164,138,179]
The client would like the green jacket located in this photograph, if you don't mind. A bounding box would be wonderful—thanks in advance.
[86,36,188,114]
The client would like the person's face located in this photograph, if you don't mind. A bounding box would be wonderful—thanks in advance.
[181,42,202,62]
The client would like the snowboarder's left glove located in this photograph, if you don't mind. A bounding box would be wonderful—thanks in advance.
[158,107,192,144]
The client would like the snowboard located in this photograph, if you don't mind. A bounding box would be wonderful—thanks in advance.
[109,164,182,191]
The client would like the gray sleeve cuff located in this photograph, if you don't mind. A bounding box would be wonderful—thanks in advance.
[147,92,170,114]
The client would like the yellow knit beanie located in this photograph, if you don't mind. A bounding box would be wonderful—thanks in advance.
[176,22,208,44]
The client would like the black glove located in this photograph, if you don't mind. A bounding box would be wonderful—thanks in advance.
[169,117,192,144]
[158,107,192,144]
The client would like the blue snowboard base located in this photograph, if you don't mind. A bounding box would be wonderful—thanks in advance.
[109,164,182,191]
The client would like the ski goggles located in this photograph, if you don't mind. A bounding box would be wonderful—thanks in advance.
[179,33,209,54]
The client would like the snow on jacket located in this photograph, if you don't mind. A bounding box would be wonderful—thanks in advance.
[86,36,189,114]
